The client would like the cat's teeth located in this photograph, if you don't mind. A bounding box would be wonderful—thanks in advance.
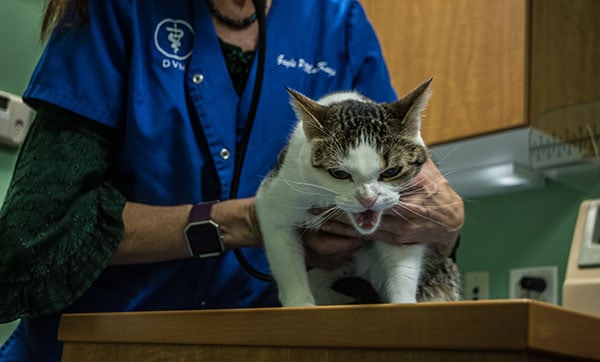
[353,210,381,232]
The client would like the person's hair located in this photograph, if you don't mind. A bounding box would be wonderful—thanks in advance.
[41,0,89,40]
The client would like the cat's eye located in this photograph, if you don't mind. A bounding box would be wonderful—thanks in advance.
[380,166,402,180]
[328,169,352,180]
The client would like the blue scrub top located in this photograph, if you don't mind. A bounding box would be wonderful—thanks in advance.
[7,0,397,360]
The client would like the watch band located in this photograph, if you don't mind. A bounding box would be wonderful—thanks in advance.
[189,201,217,223]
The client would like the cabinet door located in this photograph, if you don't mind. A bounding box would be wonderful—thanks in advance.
[528,0,600,124]
[361,0,527,145]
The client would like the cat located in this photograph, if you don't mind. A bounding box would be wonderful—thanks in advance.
[255,78,460,307]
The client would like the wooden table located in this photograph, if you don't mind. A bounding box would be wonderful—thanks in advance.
[59,300,600,361]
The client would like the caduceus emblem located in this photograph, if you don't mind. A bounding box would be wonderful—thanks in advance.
[154,18,195,61]
[166,23,185,55]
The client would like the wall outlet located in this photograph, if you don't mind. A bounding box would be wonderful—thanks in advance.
[509,266,558,304]
[464,271,490,300]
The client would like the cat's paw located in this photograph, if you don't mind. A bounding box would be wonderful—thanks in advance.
[388,295,418,304]
[280,293,316,307]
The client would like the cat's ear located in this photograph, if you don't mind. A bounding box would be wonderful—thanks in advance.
[389,77,432,137]
[287,88,328,140]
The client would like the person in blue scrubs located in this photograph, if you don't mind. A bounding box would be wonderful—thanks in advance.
[0,0,464,360]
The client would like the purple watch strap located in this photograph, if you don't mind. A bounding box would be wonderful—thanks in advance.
[189,201,218,223]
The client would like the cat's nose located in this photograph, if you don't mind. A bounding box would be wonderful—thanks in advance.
[357,194,378,209]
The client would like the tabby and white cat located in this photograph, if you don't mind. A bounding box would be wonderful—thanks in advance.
[255,79,460,307]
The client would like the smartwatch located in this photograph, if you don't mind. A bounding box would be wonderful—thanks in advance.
[184,201,225,258]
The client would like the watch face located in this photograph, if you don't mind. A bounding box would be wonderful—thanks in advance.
[185,221,224,258]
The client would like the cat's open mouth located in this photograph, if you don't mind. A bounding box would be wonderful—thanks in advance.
[352,210,382,234]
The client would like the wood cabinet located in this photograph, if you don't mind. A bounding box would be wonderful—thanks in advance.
[361,0,600,145]
[58,301,600,361]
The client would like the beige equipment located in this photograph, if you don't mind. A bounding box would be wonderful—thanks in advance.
[563,198,600,316]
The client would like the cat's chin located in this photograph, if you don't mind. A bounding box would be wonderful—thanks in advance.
[349,210,382,235]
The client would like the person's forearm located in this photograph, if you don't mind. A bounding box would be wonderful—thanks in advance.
[109,202,192,265]
[110,198,262,265]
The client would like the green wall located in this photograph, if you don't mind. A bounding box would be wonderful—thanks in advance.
[0,0,43,95]
[0,0,44,204]
[458,181,600,302]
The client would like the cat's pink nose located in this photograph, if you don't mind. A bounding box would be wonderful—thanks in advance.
[357,194,378,209]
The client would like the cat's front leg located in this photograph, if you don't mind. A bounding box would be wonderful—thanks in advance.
[262,227,316,306]
[375,242,427,304]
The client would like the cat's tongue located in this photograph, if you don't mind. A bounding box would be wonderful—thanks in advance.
[353,210,381,232]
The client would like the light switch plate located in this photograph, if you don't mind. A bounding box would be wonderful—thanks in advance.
[464,271,490,300]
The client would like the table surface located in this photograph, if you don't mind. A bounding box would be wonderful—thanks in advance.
[58,299,600,361]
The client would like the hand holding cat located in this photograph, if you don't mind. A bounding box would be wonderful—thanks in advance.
[302,229,367,269]
[387,159,464,256]
[304,159,464,267]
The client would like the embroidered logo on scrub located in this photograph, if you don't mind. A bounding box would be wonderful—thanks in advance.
[276,54,337,77]
[154,18,195,71]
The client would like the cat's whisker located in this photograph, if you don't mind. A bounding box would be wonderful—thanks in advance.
[398,187,464,202]
[305,206,342,229]
[391,205,438,228]
[399,173,465,203]
[431,147,459,166]
[280,175,337,197]
[274,203,315,210]
[405,172,448,191]
[396,197,464,211]
[397,186,464,208]
[393,200,453,229]
[388,207,413,224]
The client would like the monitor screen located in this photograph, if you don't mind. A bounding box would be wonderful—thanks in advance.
[0,95,8,111]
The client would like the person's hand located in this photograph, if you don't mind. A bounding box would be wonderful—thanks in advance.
[303,159,464,268]
[302,229,367,269]
[378,158,464,255]
[211,197,263,249]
